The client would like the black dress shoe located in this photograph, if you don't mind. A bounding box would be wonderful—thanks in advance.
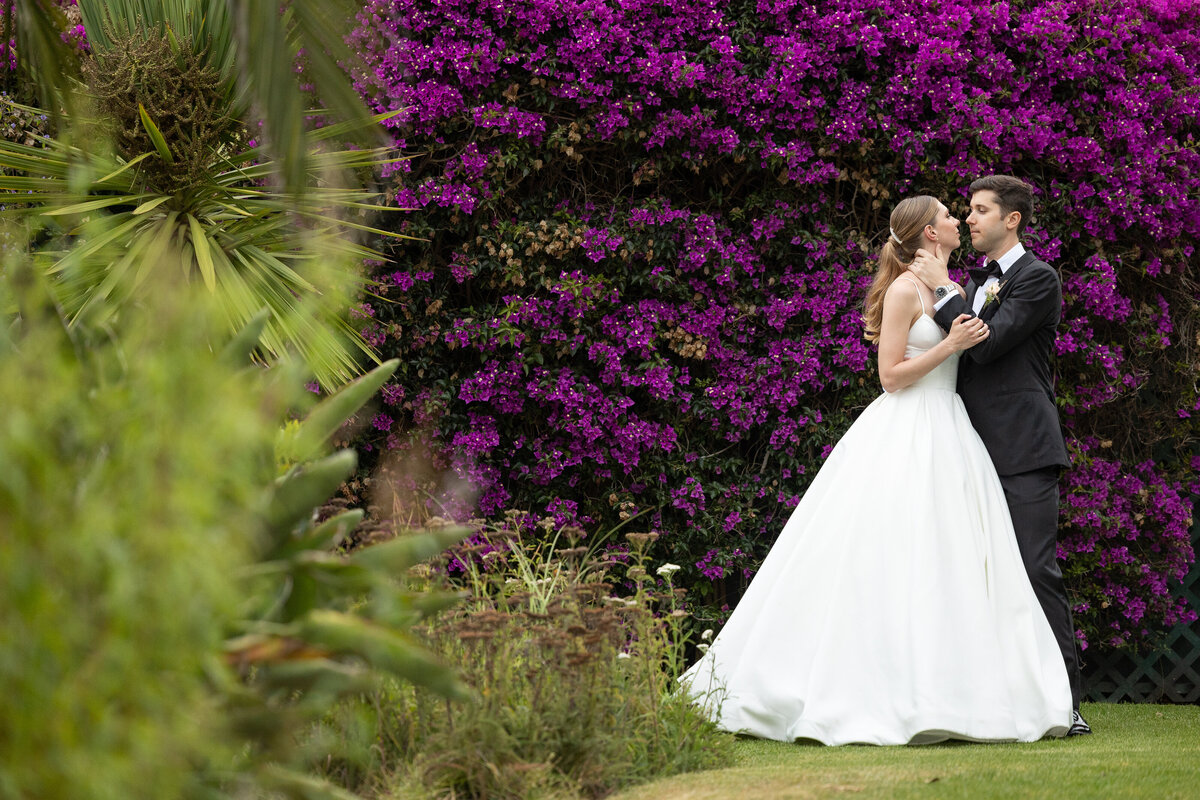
[1067,710,1092,736]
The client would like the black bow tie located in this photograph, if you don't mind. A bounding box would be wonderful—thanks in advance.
[968,260,1003,286]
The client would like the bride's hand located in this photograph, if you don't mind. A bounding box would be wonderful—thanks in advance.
[946,314,988,351]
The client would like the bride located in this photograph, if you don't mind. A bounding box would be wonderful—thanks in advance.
[679,196,1072,745]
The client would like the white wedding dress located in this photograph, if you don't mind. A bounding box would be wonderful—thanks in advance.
[680,292,1072,745]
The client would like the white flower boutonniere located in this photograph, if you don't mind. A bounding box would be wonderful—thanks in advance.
[982,281,1005,308]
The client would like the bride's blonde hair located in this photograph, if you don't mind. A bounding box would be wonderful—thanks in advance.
[862,195,939,343]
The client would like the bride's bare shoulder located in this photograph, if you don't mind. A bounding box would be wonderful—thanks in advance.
[883,275,921,304]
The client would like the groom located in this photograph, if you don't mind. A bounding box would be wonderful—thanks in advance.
[908,175,1089,736]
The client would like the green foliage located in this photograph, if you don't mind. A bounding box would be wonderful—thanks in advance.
[0,90,403,385]
[2,0,409,386]
[3,4,472,798]
[0,239,467,799]
[0,258,267,799]
[81,24,244,193]
[318,522,734,800]
[276,362,404,468]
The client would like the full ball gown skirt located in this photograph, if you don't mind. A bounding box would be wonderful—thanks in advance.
[679,315,1072,745]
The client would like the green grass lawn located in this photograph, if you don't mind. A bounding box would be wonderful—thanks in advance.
[610,703,1200,800]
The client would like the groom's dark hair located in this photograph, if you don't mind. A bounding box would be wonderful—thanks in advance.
[970,175,1034,237]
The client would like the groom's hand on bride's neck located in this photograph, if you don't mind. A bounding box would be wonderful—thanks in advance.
[908,244,950,288]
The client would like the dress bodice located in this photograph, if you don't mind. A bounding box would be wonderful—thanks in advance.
[902,315,958,392]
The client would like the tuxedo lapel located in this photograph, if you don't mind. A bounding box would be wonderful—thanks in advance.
[977,251,1037,321]
[999,251,1036,286]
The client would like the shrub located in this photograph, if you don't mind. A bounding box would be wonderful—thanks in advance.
[345,0,1199,651]
[318,521,733,799]
[0,262,268,799]
[0,201,471,800]
[2,4,471,796]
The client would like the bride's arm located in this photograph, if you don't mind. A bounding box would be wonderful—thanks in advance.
[877,279,988,393]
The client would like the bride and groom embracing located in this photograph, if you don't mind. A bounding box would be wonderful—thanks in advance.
[680,175,1091,745]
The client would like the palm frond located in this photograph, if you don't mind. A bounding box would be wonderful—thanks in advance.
[4,2,400,384]
[1,127,398,384]
[233,0,306,191]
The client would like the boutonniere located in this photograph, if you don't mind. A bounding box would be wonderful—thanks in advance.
[982,280,1006,308]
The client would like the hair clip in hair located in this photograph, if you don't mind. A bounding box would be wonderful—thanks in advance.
[889,228,903,245]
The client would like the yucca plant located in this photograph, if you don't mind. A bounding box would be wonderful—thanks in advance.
[1,97,402,383]
[7,0,381,187]
[0,0,402,385]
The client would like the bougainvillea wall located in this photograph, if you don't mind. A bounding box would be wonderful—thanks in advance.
[5,0,1196,652]
[344,0,1199,652]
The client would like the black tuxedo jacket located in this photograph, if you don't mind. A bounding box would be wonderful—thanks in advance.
[933,250,1070,476]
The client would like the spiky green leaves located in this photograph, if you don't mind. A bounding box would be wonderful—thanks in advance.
[0,101,404,384]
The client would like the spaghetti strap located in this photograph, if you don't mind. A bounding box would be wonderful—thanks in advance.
[901,275,927,316]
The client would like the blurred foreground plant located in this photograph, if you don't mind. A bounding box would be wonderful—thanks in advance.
[0,243,268,800]
[220,348,471,798]
[0,243,467,799]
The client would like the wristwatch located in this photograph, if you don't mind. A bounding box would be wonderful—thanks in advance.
[934,285,956,300]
